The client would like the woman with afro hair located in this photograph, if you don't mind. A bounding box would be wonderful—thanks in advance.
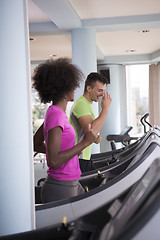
[32,58,97,203]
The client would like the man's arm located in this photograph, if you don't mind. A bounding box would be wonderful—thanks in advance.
[78,92,112,135]
[34,123,46,154]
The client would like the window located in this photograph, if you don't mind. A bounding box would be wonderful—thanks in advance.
[126,64,149,136]
[32,88,48,133]
[31,64,49,133]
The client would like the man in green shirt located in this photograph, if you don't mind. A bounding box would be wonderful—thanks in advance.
[70,72,112,173]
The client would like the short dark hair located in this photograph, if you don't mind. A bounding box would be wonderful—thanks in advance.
[84,72,108,92]
[32,58,83,104]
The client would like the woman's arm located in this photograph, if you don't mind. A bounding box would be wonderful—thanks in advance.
[47,124,97,169]
[34,123,46,154]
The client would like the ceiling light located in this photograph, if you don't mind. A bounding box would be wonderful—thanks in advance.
[29,37,35,41]
[137,30,150,33]
[125,49,136,53]
[50,54,57,57]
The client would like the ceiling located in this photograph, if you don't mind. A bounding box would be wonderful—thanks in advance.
[28,0,160,65]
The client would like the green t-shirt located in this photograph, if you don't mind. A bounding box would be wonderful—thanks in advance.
[70,96,95,160]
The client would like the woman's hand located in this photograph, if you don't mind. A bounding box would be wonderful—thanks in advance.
[82,124,97,146]
[94,134,102,144]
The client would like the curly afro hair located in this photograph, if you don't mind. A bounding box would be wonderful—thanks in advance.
[32,58,84,104]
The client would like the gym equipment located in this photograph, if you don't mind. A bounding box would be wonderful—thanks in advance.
[107,125,138,150]
[35,129,160,229]
[67,157,160,240]
[82,127,160,178]
[35,127,160,203]
[0,221,72,240]
[3,127,160,239]
[106,113,151,151]
[140,112,152,133]
[99,157,160,240]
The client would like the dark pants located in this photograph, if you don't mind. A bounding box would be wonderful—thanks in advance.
[79,158,95,173]
[41,175,85,203]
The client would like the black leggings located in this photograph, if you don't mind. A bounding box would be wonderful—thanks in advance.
[41,175,85,203]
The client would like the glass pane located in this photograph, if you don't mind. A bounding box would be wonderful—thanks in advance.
[32,88,49,133]
[126,64,149,136]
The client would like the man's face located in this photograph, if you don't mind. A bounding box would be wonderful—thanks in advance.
[88,81,106,102]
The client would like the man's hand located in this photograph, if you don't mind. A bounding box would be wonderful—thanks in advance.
[101,92,112,112]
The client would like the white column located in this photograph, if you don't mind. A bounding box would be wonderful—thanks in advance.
[71,28,100,153]
[98,65,127,152]
[0,0,35,236]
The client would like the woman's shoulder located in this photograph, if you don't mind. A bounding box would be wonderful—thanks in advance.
[44,105,66,130]
[47,105,64,114]
[45,105,65,122]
